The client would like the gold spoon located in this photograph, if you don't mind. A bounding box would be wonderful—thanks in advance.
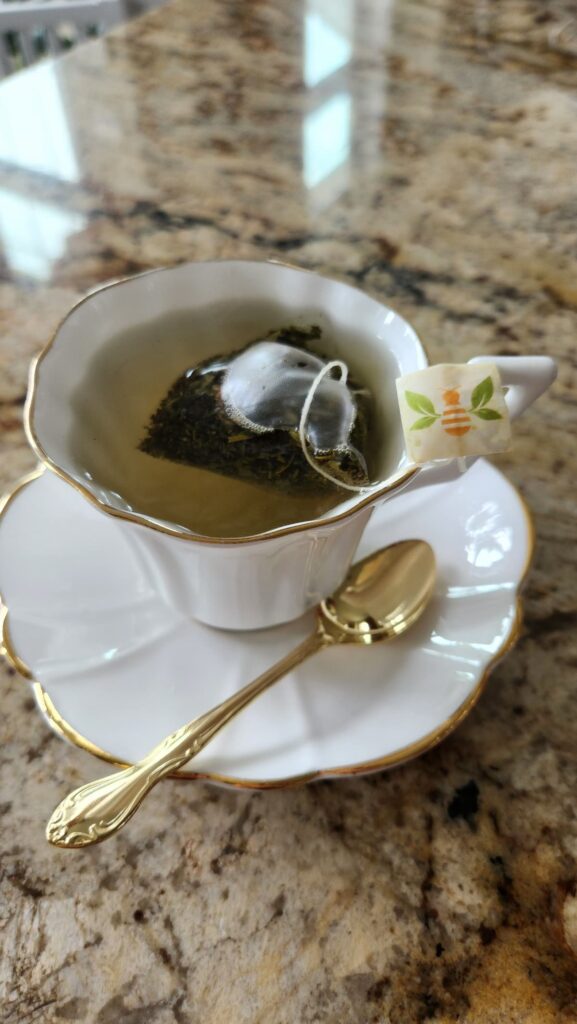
[46,539,436,849]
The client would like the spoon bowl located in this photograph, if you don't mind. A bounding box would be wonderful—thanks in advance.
[321,540,436,642]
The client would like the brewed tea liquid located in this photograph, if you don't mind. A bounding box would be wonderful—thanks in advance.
[71,305,385,538]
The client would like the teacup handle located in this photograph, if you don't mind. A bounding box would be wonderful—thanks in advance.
[468,354,557,421]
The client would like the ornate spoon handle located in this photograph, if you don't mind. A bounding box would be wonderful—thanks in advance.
[47,625,330,849]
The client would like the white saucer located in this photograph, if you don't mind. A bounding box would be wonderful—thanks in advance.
[0,461,532,787]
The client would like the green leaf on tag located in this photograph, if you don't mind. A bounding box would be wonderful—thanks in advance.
[405,390,437,416]
[411,415,439,430]
[473,407,502,420]
[470,376,493,409]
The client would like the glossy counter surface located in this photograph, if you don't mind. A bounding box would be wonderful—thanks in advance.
[1,1,576,1020]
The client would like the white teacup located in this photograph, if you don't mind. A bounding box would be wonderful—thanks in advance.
[26,261,556,630]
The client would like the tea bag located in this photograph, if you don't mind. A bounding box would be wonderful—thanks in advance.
[222,341,356,443]
[140,328,371,493]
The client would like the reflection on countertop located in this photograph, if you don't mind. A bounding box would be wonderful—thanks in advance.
[1,1,577,1021]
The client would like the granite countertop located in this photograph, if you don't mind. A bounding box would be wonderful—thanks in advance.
[1,0,577,1020]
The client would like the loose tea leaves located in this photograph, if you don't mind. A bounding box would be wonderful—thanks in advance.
[140,326,372,493]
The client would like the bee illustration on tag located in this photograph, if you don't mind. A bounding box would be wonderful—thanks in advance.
[440,388,471,436]
[404,375,503,434]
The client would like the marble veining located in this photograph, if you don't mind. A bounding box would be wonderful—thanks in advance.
[1,0,577,1020]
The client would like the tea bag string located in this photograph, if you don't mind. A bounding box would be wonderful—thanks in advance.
[298,361,370,493]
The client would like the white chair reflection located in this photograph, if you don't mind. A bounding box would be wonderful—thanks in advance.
[0,0,125,77]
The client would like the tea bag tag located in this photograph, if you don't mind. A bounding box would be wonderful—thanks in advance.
[396,362,511,466]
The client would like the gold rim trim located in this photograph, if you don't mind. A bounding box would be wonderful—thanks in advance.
[24,260,421,547]
[0,466,45,681]
[0,467,536,788]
